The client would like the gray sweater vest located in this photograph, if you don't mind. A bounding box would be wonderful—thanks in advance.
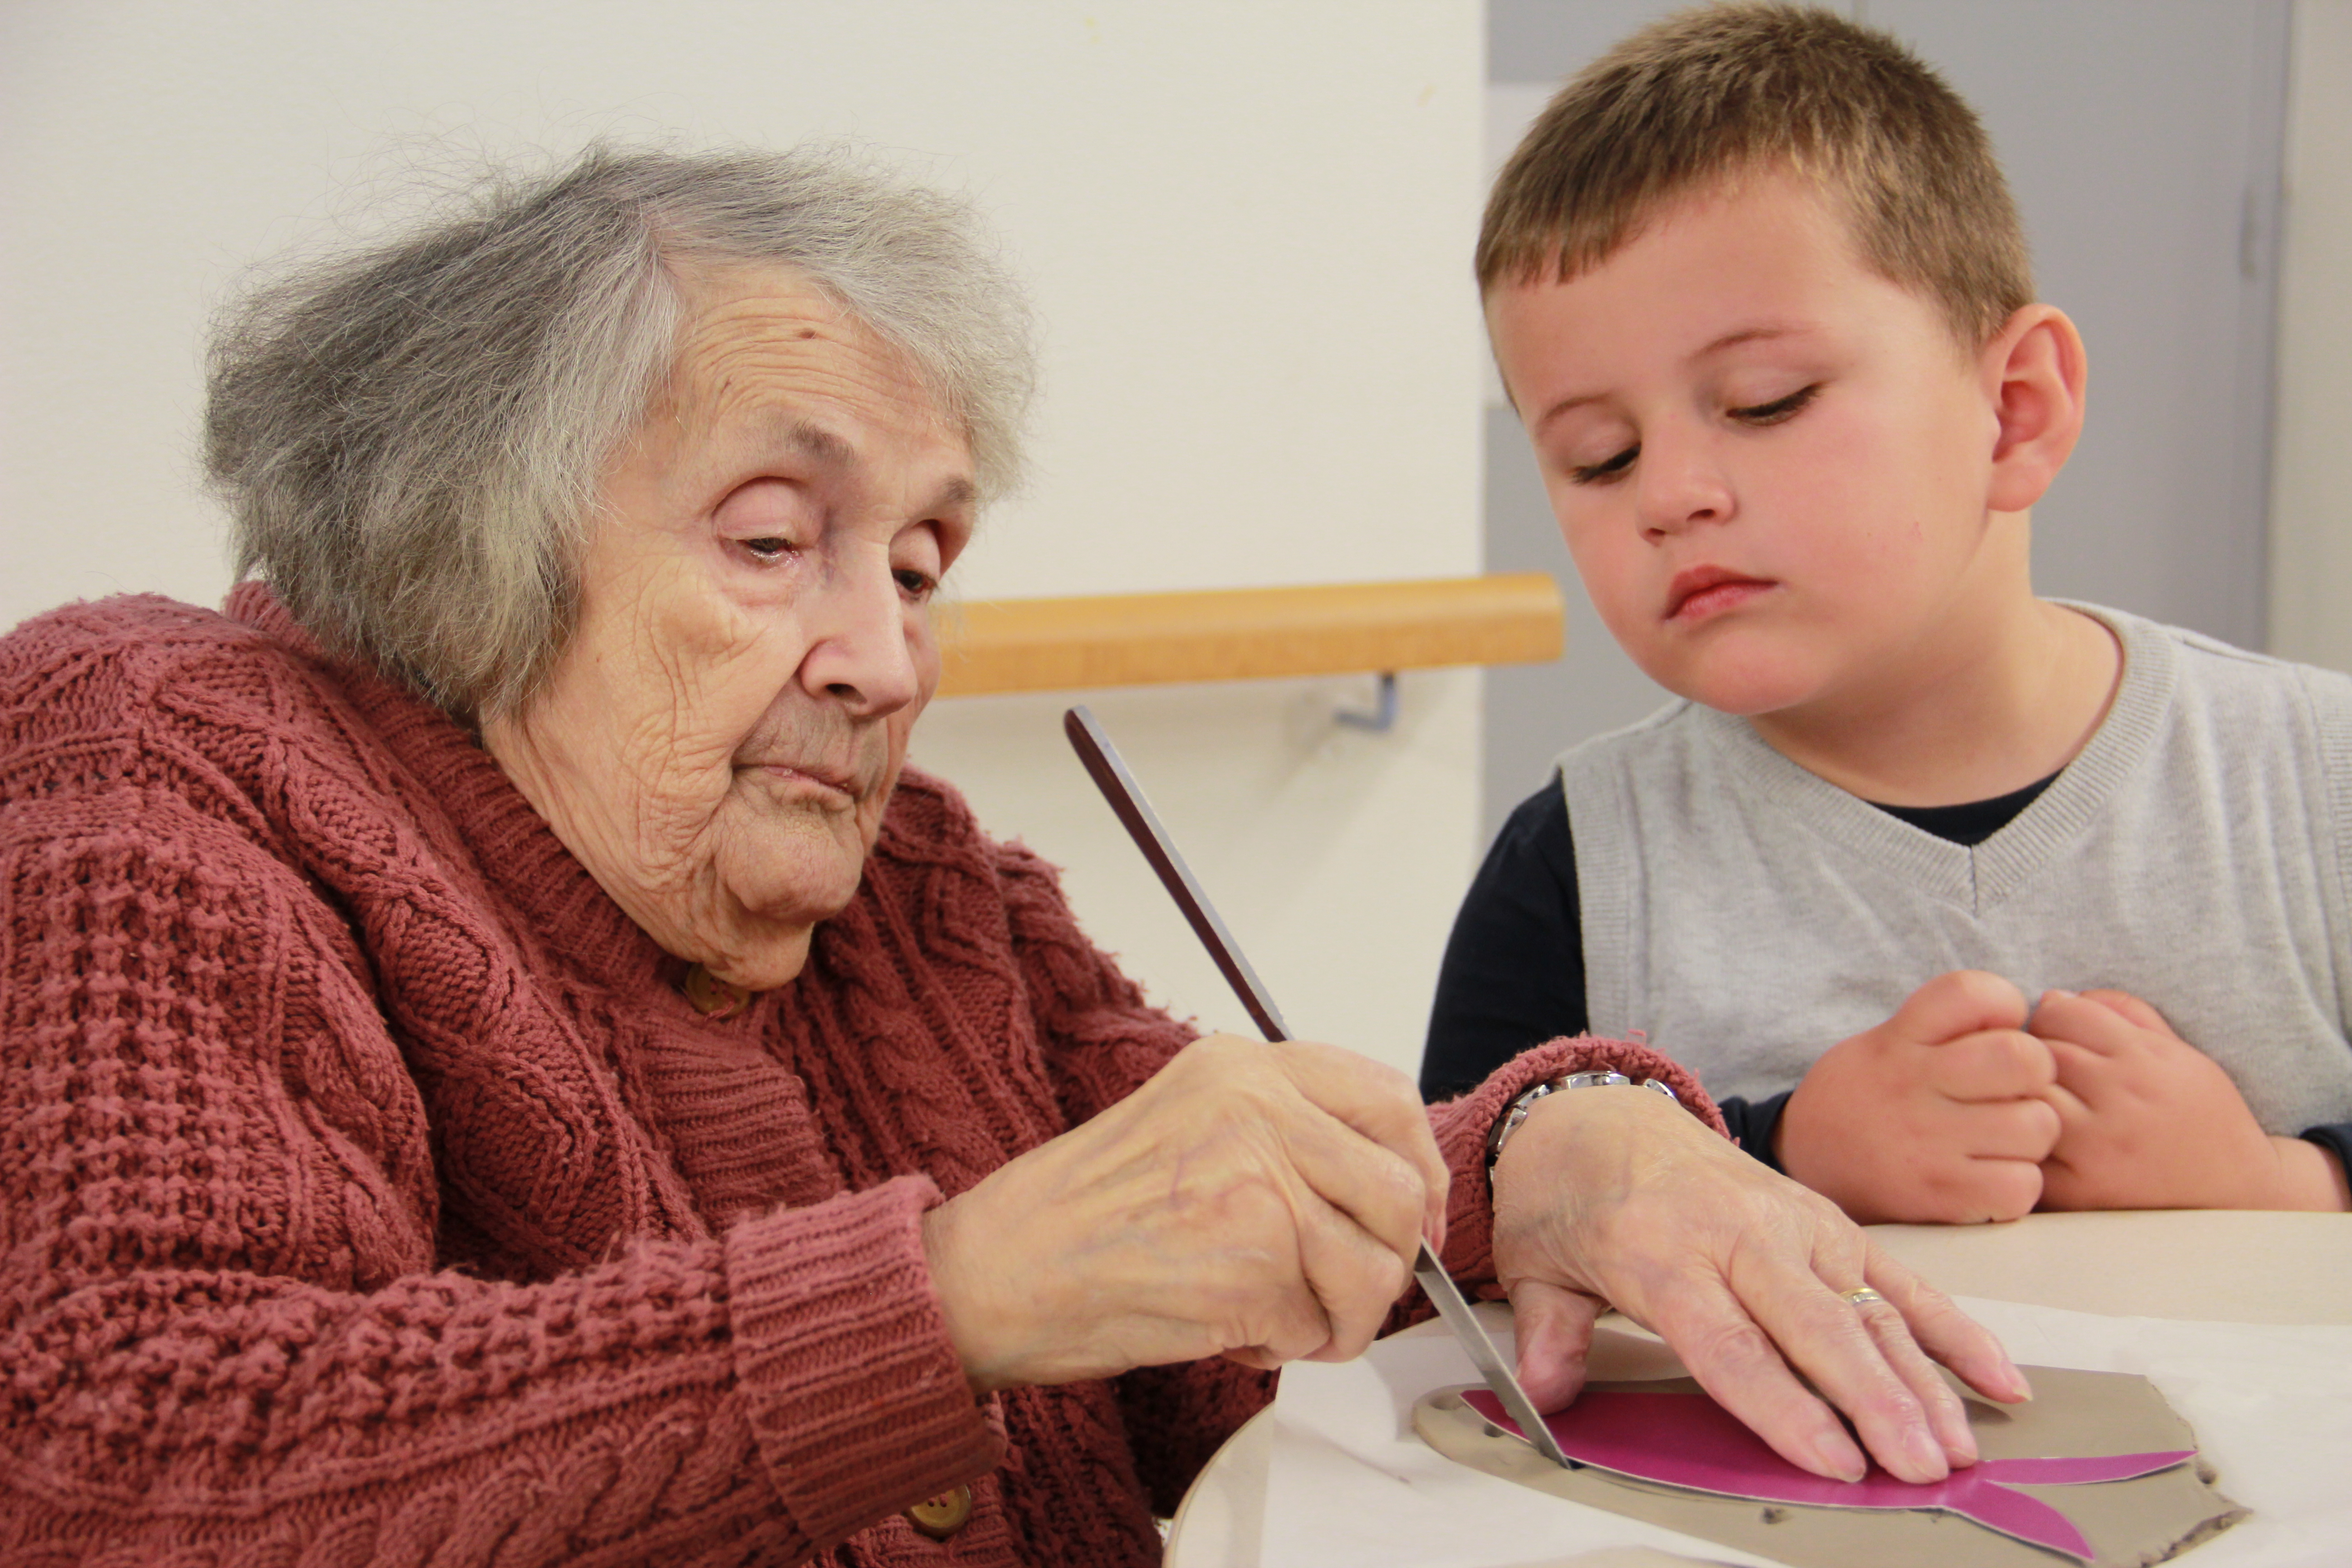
[1559,604,2352,1133]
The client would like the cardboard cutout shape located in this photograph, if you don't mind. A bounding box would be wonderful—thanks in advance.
[1415,1368,2244,1568]
[1460,1386,2186,1560]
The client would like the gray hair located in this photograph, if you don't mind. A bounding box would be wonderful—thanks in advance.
[205,144,1035,719]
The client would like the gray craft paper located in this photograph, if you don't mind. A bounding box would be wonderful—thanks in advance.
[1417,1370,2238,1567]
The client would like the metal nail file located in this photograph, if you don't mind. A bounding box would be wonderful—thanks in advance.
[1062,704,1574,1469]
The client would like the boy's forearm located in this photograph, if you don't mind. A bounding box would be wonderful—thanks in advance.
[2276,1135,2352,1211]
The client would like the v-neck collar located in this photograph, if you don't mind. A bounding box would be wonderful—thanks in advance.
[1690,604,2174,915]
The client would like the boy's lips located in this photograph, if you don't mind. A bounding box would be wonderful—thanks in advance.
[1665,566,1776,623]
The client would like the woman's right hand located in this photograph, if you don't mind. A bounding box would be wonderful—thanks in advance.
[920,1034,1448,1391]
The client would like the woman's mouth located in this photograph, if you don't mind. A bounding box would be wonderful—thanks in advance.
[1665,567,1775,623]
[754,761,862,799]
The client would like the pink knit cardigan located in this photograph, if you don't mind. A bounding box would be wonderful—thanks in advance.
[0,587,1717,1566]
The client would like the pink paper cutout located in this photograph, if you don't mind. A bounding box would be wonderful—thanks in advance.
[1460,1387,2192,1562]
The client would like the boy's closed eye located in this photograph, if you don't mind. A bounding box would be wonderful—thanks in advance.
[1563,383,1823,486]
[1570,444,1640,485]
[1730,383,1820,426]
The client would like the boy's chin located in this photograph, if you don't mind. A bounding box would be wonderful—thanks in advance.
[1637,650,1826,720]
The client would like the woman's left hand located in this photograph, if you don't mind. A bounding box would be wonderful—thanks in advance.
[1489,1083,2033,1486]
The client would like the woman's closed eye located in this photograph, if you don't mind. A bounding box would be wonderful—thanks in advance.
[715,478,816,565]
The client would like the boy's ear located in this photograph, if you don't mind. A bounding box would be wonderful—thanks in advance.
[1980,304,2087,514]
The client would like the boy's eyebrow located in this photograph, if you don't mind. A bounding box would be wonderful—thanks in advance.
[1694,325,1805,358]
[1530,390,1610,435]
[1530,323,1814,435]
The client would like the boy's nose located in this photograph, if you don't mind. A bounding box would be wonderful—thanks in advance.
[1635,436,1735,538]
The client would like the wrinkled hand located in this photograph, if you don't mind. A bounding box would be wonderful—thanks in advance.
[1778,971,2062,1223]
[1492,1085,2032,1486]
[2033,988,2349,1211]
[921,1034,1447,1392]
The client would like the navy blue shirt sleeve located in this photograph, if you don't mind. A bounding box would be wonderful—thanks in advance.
[2301,1124,2352,1196]
[1420,776,1788,1168]
[1718,1090,1791,1171]
[1421,781,1586,1103]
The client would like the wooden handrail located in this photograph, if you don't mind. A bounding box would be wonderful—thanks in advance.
[936,572,1563,696]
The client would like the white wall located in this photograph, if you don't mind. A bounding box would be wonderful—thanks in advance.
[0,1,1487,1075]
[2270,0,2352,671]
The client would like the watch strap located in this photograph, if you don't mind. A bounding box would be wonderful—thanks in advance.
[1485,1069,1678,1171]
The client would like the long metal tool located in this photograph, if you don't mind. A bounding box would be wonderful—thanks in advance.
[1062,704,1573,1469]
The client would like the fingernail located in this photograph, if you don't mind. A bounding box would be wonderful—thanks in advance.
[1941,1413,1980,1468]
[1813,1431,1866,1484]
[2002,1362,2034,1402]
[1905,1425,1950,1482]
[1930,1392,1980,1468]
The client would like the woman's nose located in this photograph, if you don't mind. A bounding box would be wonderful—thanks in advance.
[796,549,923,716]
[1634,429,1735,539]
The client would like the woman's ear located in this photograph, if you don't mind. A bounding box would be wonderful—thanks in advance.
[1981,304,2087,514]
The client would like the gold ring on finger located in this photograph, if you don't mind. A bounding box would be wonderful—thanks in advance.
[1841,1286,1888,1308]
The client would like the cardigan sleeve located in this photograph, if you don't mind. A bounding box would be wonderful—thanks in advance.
[982,836,1281,1508]
[984,830,1729,1505]
[987,828,1725,1284]
[990,835,1202,1127]
[1418,1034,1725,1298]
[0,789,996,1564]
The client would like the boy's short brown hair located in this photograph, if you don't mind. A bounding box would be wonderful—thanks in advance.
[1478,3,2031,346]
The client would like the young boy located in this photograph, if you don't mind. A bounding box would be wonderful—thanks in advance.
[1423,3,2352,1222]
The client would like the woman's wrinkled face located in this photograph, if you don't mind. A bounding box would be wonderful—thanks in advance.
[485,269,974,989]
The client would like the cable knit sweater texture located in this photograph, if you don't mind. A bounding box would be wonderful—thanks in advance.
[0,587,1716,1566]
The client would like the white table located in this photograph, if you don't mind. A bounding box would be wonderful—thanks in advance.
[1163,1210,2352,1567]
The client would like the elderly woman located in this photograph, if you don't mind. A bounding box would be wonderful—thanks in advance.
[0,147,2024,1565]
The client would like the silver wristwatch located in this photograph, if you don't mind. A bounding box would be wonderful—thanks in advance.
[1485,1070,1678,1171]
